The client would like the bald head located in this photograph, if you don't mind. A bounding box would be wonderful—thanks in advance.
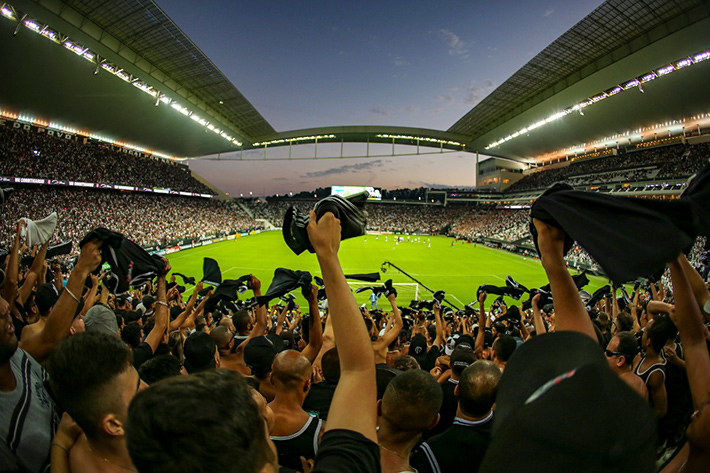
[218,317,235,332]
[457,360,501,417]
[210,326,233,350]
[271,350,312,388]
[382,370,443,433]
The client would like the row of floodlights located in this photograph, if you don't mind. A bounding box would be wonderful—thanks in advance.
[2,109,176,160]
[1,3,242,147]
[253,133,463,148]
[253,135,336,147]
[485,49,710,150]
[376,134,463,147]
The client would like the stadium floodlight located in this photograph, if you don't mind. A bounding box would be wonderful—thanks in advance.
[674,58,692,69]
[622,79,639,89]
[640,72,657,83]
[24,19,40,32]
[694,51,710,63]
[656,65,674,76]
[1,6,15,20]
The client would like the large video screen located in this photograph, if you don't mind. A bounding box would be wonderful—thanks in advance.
[330,186,382,201]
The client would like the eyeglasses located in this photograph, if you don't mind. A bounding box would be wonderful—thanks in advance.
[604,349,624,358]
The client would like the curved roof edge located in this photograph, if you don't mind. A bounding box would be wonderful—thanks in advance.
[246,125,475,152]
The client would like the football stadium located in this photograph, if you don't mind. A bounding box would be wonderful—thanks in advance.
[1,1,709,472]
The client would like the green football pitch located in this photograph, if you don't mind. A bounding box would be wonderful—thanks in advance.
[168,231,609,310]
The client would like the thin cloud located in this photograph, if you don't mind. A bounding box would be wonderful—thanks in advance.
[543,8,554,17]
[434,95,454,106]
[406,105,420,115]
[301,160,384,178]
[464,79,496,106]
[370,107,390,116]
[394,57,410,67]
[439,29,469,57]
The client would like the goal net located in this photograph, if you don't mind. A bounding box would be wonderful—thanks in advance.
[348,282,420,307]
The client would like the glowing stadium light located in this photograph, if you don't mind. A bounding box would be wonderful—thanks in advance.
[605,86,622,96]
[100,62,116,74]
[253,134,337,147]
[674,58,692,69]
[640,72,657,83]
[694,51,710,63]
[622,79,640,89]
[132,81,157,97]
[375,134,462,146]
[0,3,246,150]
[1,6,15,20]
[656,65,675,76]
[115,70,131,82]
[40,28,59,42]
[0,110,18,119]
[24,19,39,31]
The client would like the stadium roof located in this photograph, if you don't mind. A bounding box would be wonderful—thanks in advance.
[1,0,709,160]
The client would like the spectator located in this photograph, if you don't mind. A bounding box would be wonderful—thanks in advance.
[411,360,501,473]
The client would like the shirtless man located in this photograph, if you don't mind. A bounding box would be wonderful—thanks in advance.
[371,292,402,365]
[605,331,649,400]
[268,350,324,470]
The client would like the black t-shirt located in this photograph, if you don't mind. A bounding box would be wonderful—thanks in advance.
[303,382,337,420]
[313,429,381,473]
[132,342,153,368]
[411,412,493,473]
[424,378,458,440]
[417,344,442,372]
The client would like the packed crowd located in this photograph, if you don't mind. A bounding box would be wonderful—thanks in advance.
[0,124,213,194]
[449,209,529,243]
[505,142,708,193]
[2,197,709,473]
[0,187,260,250]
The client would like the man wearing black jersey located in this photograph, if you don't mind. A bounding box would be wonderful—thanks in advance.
[411,361,501,473]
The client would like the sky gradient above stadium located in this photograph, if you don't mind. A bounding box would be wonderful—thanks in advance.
[161,0,603,196]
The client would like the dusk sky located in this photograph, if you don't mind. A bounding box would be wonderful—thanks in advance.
[159,0,603,196]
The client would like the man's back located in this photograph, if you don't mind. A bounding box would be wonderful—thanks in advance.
[0,349,56,473]
[411,412,493,473]
[271,414,324,470]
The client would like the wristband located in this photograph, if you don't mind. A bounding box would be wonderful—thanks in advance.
[64,287,80,304]
[156,301,168,307]
[51,443,68,453]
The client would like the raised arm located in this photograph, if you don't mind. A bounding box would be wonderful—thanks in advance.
[678,254,710,322]
[142,259,171,353]
[531,293,547,335]
[475,292,487,359]
[169,281,201,331]
[533,219,596,340]
[301,284,324,363]
[248,275,268,340]
[20,239,102,363]
[17,242,49,305]
[80,273,100,317]
[275,303,289,335]
[308,211,377,442]
[668,258,710,410]
[2,221,23,304]
[373,292,403,350]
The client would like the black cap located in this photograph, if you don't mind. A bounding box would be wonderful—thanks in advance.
[35,283,60,315]
[243,336,278,377]
[481,332,656,473]
[183,331,217,374]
